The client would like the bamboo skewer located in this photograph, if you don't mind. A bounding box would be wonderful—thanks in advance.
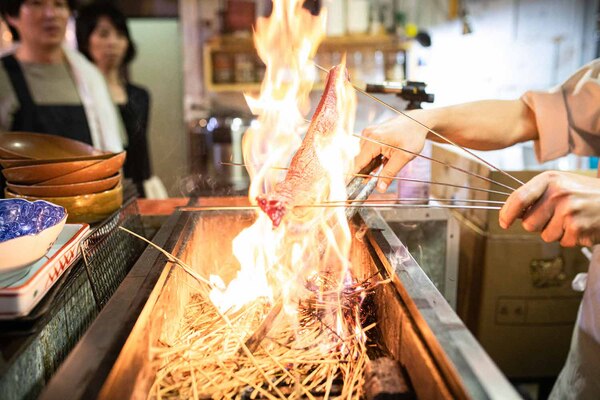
[326,198,506,205]
[300,203,502,211]
[221,161,289,171]
[118,227,214,288]
[351,173,512,197]
[182,203,503,212]
[355,134,517,192]
[221,160,514,197]
[313,62,525,188]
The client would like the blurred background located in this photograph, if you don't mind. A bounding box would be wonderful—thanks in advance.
[1,0,596,192]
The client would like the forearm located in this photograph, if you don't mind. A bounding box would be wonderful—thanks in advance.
[356,98,542,190]
[420,99,539,150]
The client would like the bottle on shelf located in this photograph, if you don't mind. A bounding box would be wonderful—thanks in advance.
[369,1,386,36]
[213,52,234,83]
[326,0,346,36]
[394,11,407,40]
[372,50,385,83]
[347,0,370,34]
[347,50,365,87]
[331,51,342,66]
[234,53,255,83]
[361,50,385,85]
[385,51,405,82]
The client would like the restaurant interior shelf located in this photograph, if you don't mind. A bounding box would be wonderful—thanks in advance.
[203,34,410,93]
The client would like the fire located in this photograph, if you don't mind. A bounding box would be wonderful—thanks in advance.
[209,0,359,317]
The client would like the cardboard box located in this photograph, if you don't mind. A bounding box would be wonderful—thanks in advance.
[431,144,593,378]
[476,233,586,377]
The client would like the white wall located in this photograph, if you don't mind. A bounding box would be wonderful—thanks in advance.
[179,0,598,177]
[128,19,187,196]
[409,0,595,106]
[389,0,598,170]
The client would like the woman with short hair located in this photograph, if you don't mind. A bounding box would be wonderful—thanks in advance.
[76,1,152,197]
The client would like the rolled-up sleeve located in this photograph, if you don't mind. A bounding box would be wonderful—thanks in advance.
[521,59,600,162]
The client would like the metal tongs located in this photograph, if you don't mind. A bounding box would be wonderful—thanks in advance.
[344,156,384,219]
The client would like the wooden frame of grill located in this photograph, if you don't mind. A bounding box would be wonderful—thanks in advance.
[41,204,520,400]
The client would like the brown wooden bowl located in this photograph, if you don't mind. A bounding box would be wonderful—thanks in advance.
[0,132,104,160]
[0,148,29,159]
[2,159,103,184]
[5,183,123,223]
[36,152,126,185]
[6,173,121,197]
[0,152,115,169]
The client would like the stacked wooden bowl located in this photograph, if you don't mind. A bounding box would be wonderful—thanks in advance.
[0,132,126,223]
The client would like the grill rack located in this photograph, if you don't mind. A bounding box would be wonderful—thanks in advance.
[81,198,148,309]
[39,206,522,400]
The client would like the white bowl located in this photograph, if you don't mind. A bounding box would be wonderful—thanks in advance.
[0,199,67,273]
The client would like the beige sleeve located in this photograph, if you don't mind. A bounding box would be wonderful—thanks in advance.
[521,59,600,163]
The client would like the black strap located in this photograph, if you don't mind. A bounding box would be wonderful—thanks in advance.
[1,54,36,131]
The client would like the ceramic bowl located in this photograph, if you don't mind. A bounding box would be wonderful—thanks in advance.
[0,132,103,160]
[7,173,121,197]
[0,199,67,273]
[6,183,123,223]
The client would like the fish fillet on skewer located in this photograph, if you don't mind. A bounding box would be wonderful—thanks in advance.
[257,65,348,227]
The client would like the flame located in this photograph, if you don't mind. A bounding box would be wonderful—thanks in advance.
[209,0,359,317]
[243,0,325,195]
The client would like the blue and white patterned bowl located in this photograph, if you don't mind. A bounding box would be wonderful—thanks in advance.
[0,199,67,273]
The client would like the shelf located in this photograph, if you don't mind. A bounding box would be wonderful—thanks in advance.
[321,34,411,51]
[203,34,409,93]
[207,33,410,51]
[203,82,326,94]
[206,82,262,93]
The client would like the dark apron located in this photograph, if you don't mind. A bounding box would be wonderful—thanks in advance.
[1,54,93,197]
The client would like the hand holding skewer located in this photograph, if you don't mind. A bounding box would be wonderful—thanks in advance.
[354,114,429,193]
[500,171,600,247]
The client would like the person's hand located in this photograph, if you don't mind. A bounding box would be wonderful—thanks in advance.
[499,171,600,247]
[354,114,429,192]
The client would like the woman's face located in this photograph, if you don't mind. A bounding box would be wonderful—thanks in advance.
[7,0,70,49]
[88,16,129,72]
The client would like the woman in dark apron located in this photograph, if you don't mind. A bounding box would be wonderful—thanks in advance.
[1,53,93,143]
[0,0,124,196]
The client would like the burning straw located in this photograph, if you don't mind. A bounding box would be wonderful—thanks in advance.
[129,0,394,396]
[118,228,387,399]
[146,270,385,399]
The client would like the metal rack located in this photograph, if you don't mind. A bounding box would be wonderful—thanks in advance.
[0,198,147,400]
[39,204,520,400]
[377,206,459,309]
